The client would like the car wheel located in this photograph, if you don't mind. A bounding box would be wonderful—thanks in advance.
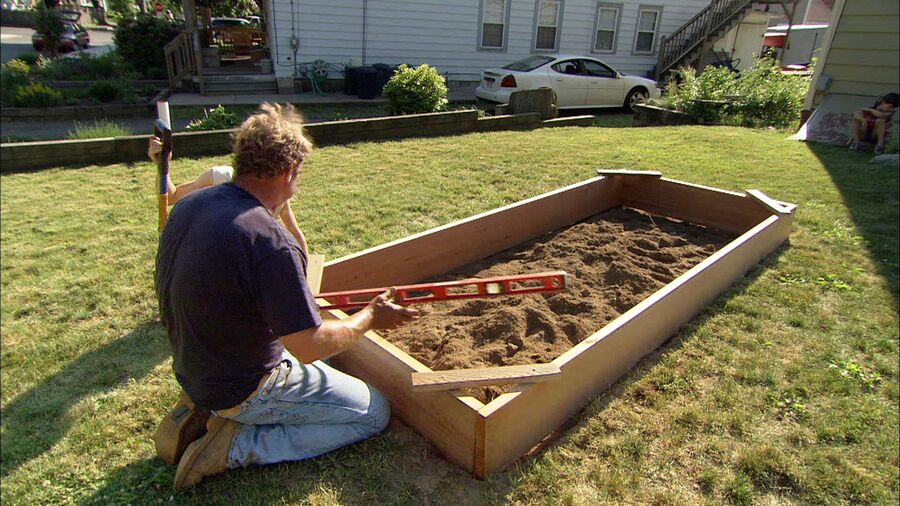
[624,88,648,113]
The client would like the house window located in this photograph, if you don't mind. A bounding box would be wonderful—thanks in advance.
[535,0,561,51]
[593,4,620,52]
[634,7,661,54]
[481,0,508,49]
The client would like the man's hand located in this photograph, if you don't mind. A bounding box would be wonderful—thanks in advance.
[366,287,420,330]
[148,136,165,163]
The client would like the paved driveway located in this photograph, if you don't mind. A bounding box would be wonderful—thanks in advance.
[1,26,114,63]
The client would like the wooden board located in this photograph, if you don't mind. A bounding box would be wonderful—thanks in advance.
[326,309,483,472]
[620,177,772,234]
[411,364,561,393]
[307,253,325,294]
[477,212,793,476]
[320,176,623,293]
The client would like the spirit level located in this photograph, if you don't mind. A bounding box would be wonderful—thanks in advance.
[317,271,568,311]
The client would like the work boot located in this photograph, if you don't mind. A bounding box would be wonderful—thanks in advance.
[154,391,211,466]
[173,415,238,491]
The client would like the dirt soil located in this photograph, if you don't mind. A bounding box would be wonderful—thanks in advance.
[380,207,736,403]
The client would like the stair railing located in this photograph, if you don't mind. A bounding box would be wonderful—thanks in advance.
[164,31,195,91]
[656,0,755,81]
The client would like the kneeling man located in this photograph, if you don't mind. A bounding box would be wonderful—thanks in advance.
[154,103,419,490]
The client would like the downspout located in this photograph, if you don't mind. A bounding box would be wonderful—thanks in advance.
[362,0,368,66]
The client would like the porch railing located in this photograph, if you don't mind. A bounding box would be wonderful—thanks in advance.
[164,31,195,91]
[656,0,755,81]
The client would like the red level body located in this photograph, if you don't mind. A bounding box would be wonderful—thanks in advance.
[317,271,568,310]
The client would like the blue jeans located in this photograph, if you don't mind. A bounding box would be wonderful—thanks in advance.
[217,352,390,468]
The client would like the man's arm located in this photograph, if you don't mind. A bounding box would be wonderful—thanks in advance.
[280,288,419,363]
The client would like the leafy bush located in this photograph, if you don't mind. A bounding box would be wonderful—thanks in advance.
[34,52,135,82]
[1,59,33,106]
[66,119,134,139]
[86,80,121,102]
[13,82,63,107]
[732,55,809,128]
[664,65,737,124]
[382,64,448,115]
[660,55,809,128]
[15,53,40,66]
[184,105,239,131]
[114,15,180,79]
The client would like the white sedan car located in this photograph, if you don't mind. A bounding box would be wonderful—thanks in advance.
[476,55,660,112]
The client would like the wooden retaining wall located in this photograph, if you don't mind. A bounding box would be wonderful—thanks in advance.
[1,110,594,173]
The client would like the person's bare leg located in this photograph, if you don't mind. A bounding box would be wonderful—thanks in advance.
[276,201,309,255]
[849,112,865,150]
[170,169,216,205]
[874,119,887,149]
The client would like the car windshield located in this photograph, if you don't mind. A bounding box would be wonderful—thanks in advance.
[502,56,554,72]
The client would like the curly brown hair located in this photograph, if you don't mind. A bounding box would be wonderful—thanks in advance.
[231,103,313,178]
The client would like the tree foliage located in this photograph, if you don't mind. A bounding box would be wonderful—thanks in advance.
[114,14,180,79]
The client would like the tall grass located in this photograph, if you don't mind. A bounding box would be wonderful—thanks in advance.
[65,119,134,139]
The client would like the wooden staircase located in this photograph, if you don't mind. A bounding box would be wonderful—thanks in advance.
[655,0,792,82]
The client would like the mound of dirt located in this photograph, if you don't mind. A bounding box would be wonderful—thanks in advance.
[380,207,736,402]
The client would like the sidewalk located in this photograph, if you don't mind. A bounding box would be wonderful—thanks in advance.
[167,86,478,106]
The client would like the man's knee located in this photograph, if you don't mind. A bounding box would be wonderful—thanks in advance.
[367,387,391,434]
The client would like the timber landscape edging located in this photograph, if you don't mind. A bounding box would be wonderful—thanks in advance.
[0,110,593,173]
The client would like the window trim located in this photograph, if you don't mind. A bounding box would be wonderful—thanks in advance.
[632,5,663,55]
[531,0,565,53]
[591,3,622,55]
[478,0,512,52]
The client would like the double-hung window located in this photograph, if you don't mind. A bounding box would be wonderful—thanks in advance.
[593,4,620,53]
[633,6,661,54]
[480,0,508,49]
[534,0,562,51]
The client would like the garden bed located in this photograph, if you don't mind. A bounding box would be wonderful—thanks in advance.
[319,171,795,478]
[382,206,735,403]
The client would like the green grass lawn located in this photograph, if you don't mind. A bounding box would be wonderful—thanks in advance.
[1,124,897,505]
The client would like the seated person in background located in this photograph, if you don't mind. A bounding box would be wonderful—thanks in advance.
[148,137,308,255]
[848,93,899,155]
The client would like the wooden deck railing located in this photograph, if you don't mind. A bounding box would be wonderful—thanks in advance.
[656,0,755,81]
[164,31,195,91]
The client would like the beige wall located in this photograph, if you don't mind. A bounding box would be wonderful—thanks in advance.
[810,0,899,107]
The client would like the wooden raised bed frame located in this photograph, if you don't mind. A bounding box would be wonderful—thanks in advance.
[319,172,796,478]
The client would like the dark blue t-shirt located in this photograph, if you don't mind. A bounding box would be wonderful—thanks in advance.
[155,183,322,410]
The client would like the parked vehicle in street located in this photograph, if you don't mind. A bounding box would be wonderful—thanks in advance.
[31,11,90,53]
[211,17,253,28]
[476,55,660,112]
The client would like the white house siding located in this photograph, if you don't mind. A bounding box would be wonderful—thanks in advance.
[271,0,710,82]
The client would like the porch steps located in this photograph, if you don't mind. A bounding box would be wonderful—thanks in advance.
[199,74,279,95]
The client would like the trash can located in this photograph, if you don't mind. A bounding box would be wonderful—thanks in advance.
[343,66,360,96]
[357,66,378,100]
[372,63,394,96]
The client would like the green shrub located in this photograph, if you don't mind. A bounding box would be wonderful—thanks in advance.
[15,53,40,66]
[732,55,809,129]
[13,82,63,107]
[34,52,134,82]
[382,64,448,115]
[661,55,809,129]
[66,119,134,139]
[114,15,180,79]
[86,80,121,102]
[1,59,33,106]
[184,105,239,131]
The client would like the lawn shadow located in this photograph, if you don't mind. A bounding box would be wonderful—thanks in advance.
[0,321,170,478]
[806,141,900,305]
